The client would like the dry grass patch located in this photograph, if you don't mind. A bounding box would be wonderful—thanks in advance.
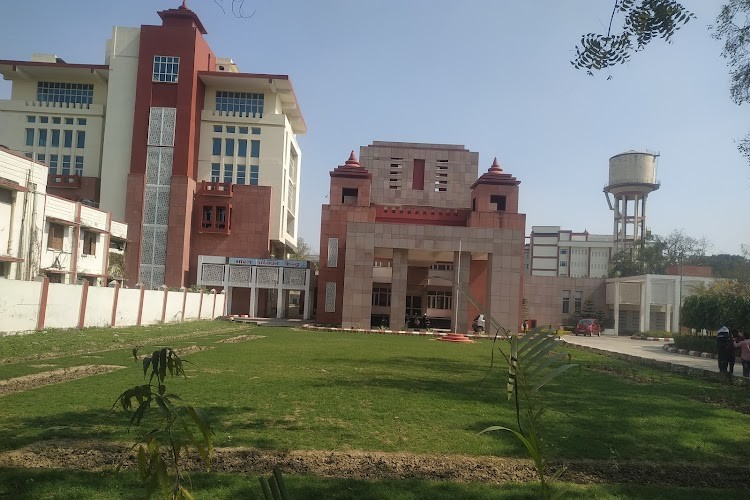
[0,365,125,397]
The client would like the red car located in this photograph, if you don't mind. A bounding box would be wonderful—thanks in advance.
[575,318,601,336]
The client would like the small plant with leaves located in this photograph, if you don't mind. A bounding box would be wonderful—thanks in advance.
[259,467,290,500]
[114,347,214,499]
[481,333,577,500]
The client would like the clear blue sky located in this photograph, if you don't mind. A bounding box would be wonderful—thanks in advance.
[1,0,747,255]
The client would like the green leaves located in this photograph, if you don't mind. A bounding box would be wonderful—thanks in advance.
[114,346,214,499]
[572,0,695,73]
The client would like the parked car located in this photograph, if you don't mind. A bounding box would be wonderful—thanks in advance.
[472,314,485,333]
[575,318,601,336]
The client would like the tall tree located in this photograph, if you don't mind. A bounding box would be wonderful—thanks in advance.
[609,229,708,277]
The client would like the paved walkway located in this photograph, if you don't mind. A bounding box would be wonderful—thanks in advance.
[562,334,722,373]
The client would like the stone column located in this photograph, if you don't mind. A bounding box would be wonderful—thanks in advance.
[641,276,652,333]
[453,249,471,333]
[389,249,408,330]
[276,268,284,319]
[613,281,621,336]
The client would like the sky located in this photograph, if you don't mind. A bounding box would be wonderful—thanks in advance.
[0,0,747,255]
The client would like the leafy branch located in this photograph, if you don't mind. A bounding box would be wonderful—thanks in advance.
[572,0,695,73]
[114,347,214,499]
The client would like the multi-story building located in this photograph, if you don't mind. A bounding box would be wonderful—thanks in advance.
[0,147,126,284]
[317,142,526,332]
[525,225,614,278]
[0,2,305,289]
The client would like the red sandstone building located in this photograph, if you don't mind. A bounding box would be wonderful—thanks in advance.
[317,142,526,332]
[0,2,305,289]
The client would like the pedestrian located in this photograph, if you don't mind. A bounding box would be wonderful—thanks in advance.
[734,332,750,378]
[716,326,733,376]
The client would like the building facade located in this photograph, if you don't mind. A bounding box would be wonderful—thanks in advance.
[317,142,526,333]
[0,147,126,284]
[0,2,304,289]
[525,225,614,278]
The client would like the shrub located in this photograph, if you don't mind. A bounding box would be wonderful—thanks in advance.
[673,334,717,354]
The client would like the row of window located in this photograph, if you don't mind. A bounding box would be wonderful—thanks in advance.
[210,163,259,185]
[37,82,94,105]
[561,290,583,314]
[215,91,264,115]
[25,128,85,149]
[213,125,261,135]
[211,137,260,158]
[370,288,453,310]
[47,223,97,255]
[27,116,86,126]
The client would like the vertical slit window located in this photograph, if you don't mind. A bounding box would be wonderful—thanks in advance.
[210,163,220,183]
[212,138,221,156]
[250,140,260,158]
[223,164,233,184]
[76,130,85,148]
[238,139,247,157]
[249,165,259,185]
[25,129,34,146]
[38,129,47,147]
[51,129,60,147]
[62,155,71,175]
[63,130,73,148]
[75,156,84,176]
[225,138,234,156]
[236,164,246,185]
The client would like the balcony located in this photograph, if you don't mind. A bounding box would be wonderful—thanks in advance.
[198,181,233,197]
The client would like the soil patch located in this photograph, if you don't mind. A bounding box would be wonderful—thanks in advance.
[0,440,746,489]
[216,335,265,344]
[0,365,125,397]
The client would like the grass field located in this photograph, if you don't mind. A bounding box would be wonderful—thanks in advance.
[1,320,748,499]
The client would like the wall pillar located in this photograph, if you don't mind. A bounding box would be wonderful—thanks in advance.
[111,281,121,327]
[36,277,50,331]
[673,276,681,333]
[389,249,408,330]
[302,269,312,320]
[77,279,89,329]
[276,268,284,319]
[613,281,621,336]
[453,249,471,333]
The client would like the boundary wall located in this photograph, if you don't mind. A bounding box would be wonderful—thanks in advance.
[0,278,225,334]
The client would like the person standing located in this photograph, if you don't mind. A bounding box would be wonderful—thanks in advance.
[734,332,750,378]
[716,326,733,376]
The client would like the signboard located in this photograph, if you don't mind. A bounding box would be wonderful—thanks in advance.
[227,258,308,269]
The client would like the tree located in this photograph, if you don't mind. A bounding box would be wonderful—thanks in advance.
[609,230,708,277]
[573,1,750,162]
[682,280,750,331]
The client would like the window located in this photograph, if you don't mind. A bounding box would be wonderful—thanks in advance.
[562,290,570,314]
[239,126,248,134]
[429,263,454,271]
[40,116,48,124]
[427,290,452,310]
[152,56,180,83]
[210,163,220,183]
[560,261,567,267]
[37,82,94,105]
[225,138,234,156]
[372,287,391,307]
[77,118,86,126]
[251,127,261,135]
[223,164,233,184]
[65,117,73,125]
[62,155,71,175]
[83,231,97,256]
[37,153,46,164]
[574,291,583,314]
[490,194,507,211]
[200,204,231,232]
[215,91,264,116]
[64,130,72,148]
[342,187,358,205]
[25,128,34,146]
[213,125,222,133]
[48,223,64,251]
[38,129,47,147]
[560,249,568,255]
[226,126,235,133]
[212,138,221,156]
[52,117,61,124]
[51,129,60,147]
[47,272,63,283]
[76,130,85,148]
[75,156,84,176]
[238,139,247,157]
[26,115,35,123]
[435,162,448,192]
[201,206,213,228]
[250,140,260,158]
[236,164,246,185]
[249,165,259,185]
[50,154,58,173]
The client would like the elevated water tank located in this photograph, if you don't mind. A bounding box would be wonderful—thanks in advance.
[604,151,660,252]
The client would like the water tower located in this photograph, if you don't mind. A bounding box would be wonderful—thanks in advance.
[604,151,660,253]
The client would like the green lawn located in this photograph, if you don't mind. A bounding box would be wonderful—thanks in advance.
[1,321,748,498]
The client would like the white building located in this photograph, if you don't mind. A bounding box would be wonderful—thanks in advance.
[0,147,126,284]
[525,225,614,278]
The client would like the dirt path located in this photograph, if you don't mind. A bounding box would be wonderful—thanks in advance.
[0,440,746,488]
[0,365,126,397]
